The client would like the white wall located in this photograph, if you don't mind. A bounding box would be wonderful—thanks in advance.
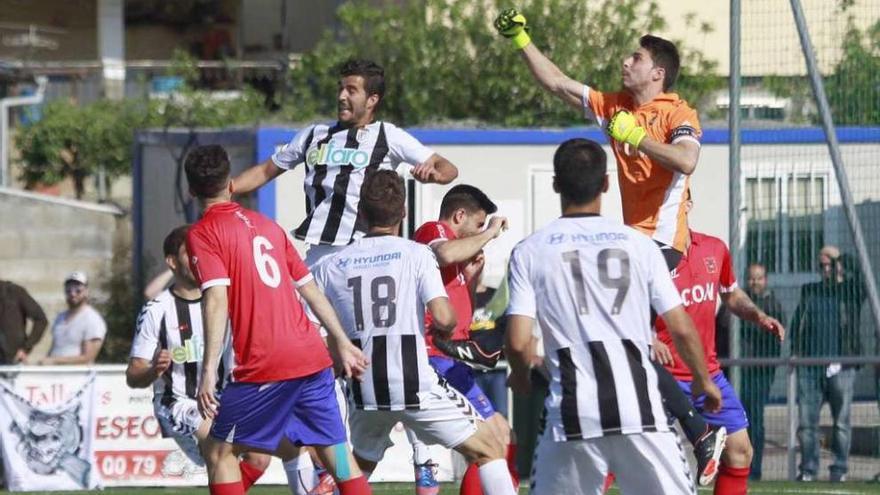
[272,142,731,287]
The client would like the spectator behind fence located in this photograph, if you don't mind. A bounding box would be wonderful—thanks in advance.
[791,245,856,482]
[0,279,48,365]
[740,262,786,481]
[38,272,107,365]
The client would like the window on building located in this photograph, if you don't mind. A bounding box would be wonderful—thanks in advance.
[745,174,826,273]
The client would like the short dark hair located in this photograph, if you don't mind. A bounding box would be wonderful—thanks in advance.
[340,59,385,105]
[553,138,607,204]
[184,145,230,199]
[640,35,680,91]
[360,170,405,227]
[163,225,190,258]
[439,185,497,219]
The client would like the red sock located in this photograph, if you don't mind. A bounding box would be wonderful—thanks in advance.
[239,460,266,491]
[460,463,483,495]
[209,481,244,495]
[602,472,616,493]
[337,475,371,494]
[714,464,749,495]
[506,444,520,490]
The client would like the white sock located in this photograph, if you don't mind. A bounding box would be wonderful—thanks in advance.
[478,459,516,495]
[284,452,316,495]
[406,427,431,465]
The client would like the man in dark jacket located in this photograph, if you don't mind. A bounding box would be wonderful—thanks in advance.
[740,262,785,480]
[0,279,48,364]
[791,246,860,482]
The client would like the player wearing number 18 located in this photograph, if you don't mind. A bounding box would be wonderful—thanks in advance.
[183,145,372,495]
[505,139,721,495]
[312,170,517,495]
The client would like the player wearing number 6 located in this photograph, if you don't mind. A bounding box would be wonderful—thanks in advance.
[504,138,721,495]
[183,145,372,495]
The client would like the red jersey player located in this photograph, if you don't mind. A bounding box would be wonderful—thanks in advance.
[654,229,784,495]
[412,185,518,495]
[183,144,371,495]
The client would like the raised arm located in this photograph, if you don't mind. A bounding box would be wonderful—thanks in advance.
[432,216,507,267]
[495,9,586,110]
[232,158,285,195]
[411,153,459,185]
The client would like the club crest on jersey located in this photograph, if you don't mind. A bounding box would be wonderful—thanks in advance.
[306,141,370,168]
[704,257,718,274]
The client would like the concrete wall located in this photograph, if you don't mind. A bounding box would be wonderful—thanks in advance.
[0,187,123,357]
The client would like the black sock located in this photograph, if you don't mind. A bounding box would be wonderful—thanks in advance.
[653,360,708,445]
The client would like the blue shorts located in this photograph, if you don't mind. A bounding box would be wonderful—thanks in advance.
[429,356,495,420]
[676,372,749,434]
[211,367,346,451]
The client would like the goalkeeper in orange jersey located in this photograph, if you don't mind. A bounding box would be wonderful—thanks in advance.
[494,8,748,493]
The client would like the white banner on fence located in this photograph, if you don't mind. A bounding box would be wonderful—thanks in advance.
[0,366,454,487]
[0,372,100,491]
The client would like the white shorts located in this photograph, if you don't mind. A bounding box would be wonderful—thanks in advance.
[155,398,205,466]
[530,428,695,495]
[349,380,480,463]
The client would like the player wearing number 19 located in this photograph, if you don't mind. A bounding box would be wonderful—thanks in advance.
[505,138,722,495]
[183,144,372,495]
[312,170,517,495]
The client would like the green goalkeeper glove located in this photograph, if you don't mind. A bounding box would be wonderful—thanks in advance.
[494,8,531,49]
[607,110,647,148]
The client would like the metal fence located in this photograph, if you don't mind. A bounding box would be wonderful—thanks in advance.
[729,0,880,482]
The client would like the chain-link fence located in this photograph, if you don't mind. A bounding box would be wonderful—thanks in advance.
[730,0,880,482]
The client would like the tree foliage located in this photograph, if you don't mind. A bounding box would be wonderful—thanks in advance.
[15,50,268,198]
[285,0,722,127]
[825,19,880,125]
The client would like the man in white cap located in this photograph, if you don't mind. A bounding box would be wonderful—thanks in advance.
[39,271,107,365]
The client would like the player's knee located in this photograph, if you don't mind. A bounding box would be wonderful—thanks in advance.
[243,452,271,471]
[723,434,753,467]
[458,426,504,464]
[200,437,233,468]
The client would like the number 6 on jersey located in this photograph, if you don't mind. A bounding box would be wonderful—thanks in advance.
[252,236,281,288]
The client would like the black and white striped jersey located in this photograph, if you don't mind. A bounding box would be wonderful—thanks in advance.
[272,121,434,247]
[507,214,682,441]
[313,235,448,411]
[130,288,232,406]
